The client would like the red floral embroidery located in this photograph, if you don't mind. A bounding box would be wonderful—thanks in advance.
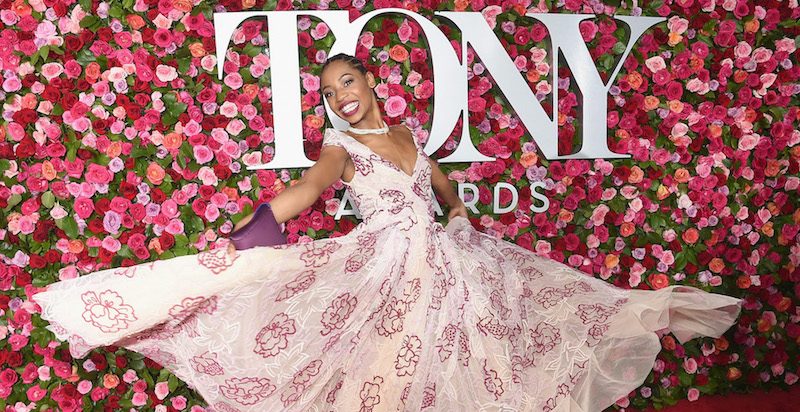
[219,377,276,406]
[575,302,621,324]
[321,293,357,335]
[211,402,242,412]
[350,153,375,176]
[254,313,296,358]
[197,248,238,275]
[477,315,509,339]
[534,281,596,309]
[421,382,436,409]
[345,233,378,274]
[191,351,224,376]
[482,360,504,401]
[359,376,383,411]
[326,377,343,405]
[113,267,137,278]
[281,359,323,406]
[395,334,421,376]
[275,270,316,302]
[81,290,137,333]
[436,324,471,366]
[530,322,561,354]
[299,241,341,268]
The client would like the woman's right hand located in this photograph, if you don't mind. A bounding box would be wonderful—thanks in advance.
[227,211,256,258]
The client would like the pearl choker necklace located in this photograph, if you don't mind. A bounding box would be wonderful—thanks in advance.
[348,121,389,135]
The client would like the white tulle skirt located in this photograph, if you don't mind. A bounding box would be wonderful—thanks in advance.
[34,217,741,411]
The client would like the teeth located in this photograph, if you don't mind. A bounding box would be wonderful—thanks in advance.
[341,101,358,114]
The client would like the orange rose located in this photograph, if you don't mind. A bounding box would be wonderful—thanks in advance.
[727,367,742,381]
[389,44,409,62]
[163,132,184,151]
[304,115,325,129]
[12,0,31,16]
[189,43,207,58]
[668,100,684,113]
[454,0,469,11]
[759,221,774,237]
[126,14,145,30]
[146,162,166,185]
[67,239,85,254]
[661,336,676,351]
[628,166,644,184]
[107,141,122,158]
[744,19,759,33]
[103,373,120,389]
[172,0,192,12]
[708,124,722,138]
[85,62,102,80]
[714,337,729,351]
[519,152,538,168]
[620,222,635,237]
[242,84,260,99]
[648,273,669,290]
[42,160,56,181]
[764,159,782,177]
[526,71,540,83]
[149,237,163,255]
[708,258,724,273]
[656,185,671,200]
[757,318,770,332]
[668,32,682,46]
[777,297,792,312]
[22,93,37,109]
[605,254,619,268]
[644,96,660,111]
[627,72,643,90]
[557,209,574,223]
[733,70,748,83]
[735,275,751,289]
[220,186,240,202]
[674,168,690,183]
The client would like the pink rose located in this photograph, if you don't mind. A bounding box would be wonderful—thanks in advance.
[41,62,64,80]
[193,145,213,164]
[687,388,700,402]
[384,96,407,118]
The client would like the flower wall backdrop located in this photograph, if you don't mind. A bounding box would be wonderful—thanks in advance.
[0,0,798,410]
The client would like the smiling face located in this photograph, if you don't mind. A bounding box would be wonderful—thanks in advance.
[320,60,380,127]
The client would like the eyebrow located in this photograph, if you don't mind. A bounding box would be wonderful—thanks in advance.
[321,72,353,91]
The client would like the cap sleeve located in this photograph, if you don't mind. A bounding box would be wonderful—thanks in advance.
[322,129,347,150]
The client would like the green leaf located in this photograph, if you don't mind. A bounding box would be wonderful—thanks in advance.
[61,217,79,239]
[79,15,100,29]
[168,374,179,391]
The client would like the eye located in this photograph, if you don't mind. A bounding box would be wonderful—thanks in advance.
[344,79,352,86]
[324,91,333,98]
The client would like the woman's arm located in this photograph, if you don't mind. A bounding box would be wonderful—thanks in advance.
[230,145,348,236]
[428,157,468,221]
[267,145,349,224]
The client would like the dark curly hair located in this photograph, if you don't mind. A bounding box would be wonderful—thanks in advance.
[320,53,368,76]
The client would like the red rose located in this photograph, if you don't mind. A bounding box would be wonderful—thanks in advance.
[160,232,175,250]
[151,188,166,203]
[373,31,390,47]
[29,254,46,269]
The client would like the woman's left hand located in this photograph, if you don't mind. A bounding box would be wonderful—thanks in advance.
[448,203,468,221]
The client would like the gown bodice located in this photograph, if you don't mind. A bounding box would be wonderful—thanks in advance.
[321,128,437,229]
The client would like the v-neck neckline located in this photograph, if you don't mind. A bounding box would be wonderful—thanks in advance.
[338,129,420,179]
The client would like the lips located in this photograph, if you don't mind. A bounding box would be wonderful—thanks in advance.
[339,101,359,117]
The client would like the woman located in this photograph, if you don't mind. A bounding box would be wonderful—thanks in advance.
[34,53,740,412]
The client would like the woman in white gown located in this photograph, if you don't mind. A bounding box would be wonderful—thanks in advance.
[33,53,741,412]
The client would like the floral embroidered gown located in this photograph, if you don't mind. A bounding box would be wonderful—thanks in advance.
[34,128,741,412]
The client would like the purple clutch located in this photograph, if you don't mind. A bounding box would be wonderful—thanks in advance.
[229,203,286,250]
